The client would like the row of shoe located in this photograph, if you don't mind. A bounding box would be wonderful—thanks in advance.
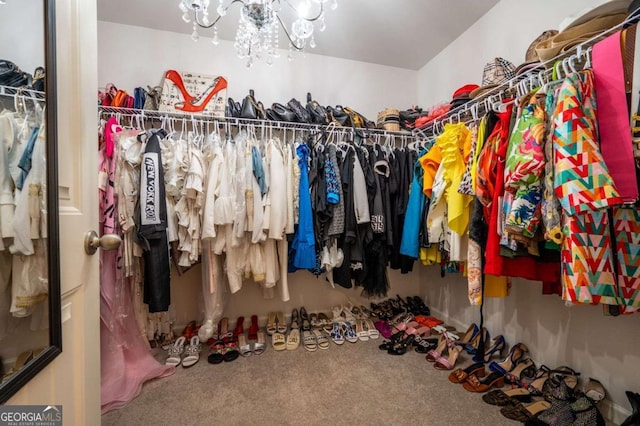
[481,368,606,424]
[435,323,611,425]
[226,90,378,129]
[369,294,430,321]
[267,304,382,351]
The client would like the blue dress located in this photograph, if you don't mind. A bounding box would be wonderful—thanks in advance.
[292,143,316,269]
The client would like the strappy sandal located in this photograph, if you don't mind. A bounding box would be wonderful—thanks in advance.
[310,313,320,330]
[318,313,332,334]
[276,311,288,334]
[364,319,380,339]
[356,319,369,341]
[182,336,201,367]
[343,322,358,343]
[330,322,345,345]
[504,358,537,385]
[434,344,463,370]
[218,317,233,343]
[266,312,277,336]
[414,335,438,354]
[165,336,186,366]
[547,366,581,392]
[299,307,310,330]
[426,334,449,362]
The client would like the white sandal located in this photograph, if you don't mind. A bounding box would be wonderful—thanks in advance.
[271,332,286,351]
[253,331,266,355]
[286,328,300,350]
[303,330,317,352]
[365,319,380,339]
[238,334,253,357]
[165,336,186,366]
[182,336,201,367]
[356,319,369,342]
[313,329,329,350]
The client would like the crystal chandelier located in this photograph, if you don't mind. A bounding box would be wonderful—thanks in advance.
[178,0,338,67]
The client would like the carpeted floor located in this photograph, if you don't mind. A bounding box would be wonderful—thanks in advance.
[102,337,516,425]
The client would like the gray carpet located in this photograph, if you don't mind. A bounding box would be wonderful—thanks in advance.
[102,337,515,425]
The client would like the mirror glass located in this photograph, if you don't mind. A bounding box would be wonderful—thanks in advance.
[0,0,61,402]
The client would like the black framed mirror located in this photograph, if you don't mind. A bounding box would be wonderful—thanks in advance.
[0,0,61,403]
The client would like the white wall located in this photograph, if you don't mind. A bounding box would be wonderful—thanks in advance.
[0,0,45,75]
[418,1,638,423]
[97,21,418,121]
[98,19,422,326]
[418,0,605,106]
[170,264,422,330]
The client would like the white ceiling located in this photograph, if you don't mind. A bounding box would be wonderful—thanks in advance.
[97,0,500,70]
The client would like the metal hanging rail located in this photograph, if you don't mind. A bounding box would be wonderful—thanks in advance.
[98,105,416,143]
[414,14,638,139]
[0,85,45,101]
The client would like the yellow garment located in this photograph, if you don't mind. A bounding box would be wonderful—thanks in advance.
[419,245,441,266]
[470,116,488,192]
[419,145,442,198]
[436,123,473,236]
[485,275,511,298]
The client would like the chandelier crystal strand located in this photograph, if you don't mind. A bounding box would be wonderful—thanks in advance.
[180,0,337,65]
[212,26,220,45]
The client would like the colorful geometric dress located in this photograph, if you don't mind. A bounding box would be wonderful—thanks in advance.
[552,70,623,306]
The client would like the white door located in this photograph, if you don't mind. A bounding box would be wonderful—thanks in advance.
[7,0,101,424]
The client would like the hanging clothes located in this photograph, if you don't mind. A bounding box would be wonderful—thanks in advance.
[137,129,171,313]
[291,143,316,269]
[99,120,173,414]
[553,70,623,307]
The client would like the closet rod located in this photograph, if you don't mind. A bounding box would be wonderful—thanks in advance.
[414,14,638,138]
[0,84,45,101]
[98,106,416,141]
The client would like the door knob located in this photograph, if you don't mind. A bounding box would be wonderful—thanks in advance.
[84,230,121,255]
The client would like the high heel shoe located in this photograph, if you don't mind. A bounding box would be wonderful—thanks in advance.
[248,315,259,340]
[504,358,537,385]
[473,335,506,363]
[463,371,505,393]
[378,330,408,351]
[448,362,486,384]
[218,317,233,343]
[434,344,463,370]
[233,316,245,339]
[621,391,640,426]
[164,70,228,113]
[299,306,311,331]
[464,327,489,354]
[426,334,449,362]
[387,334,416,355]
[455,323,480,347]
[489,342,528,374]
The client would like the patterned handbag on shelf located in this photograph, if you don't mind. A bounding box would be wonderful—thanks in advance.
[159,69,227,116]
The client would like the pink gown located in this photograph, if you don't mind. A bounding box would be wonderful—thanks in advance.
[99,118,174,413]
